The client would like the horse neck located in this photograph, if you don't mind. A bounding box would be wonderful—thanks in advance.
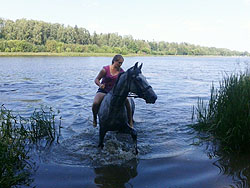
[110,72,130,107]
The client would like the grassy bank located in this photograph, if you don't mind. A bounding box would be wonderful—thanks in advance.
[0,52,152,57]
[192,70,250,153]
[0,52,245,58]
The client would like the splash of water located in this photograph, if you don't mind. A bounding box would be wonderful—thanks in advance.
[40,129,151,167]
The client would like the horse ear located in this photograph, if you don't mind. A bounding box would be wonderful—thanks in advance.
[139,63,143,70]
[134,62,138,70]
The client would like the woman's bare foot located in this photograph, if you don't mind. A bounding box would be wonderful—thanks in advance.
[93,118,97,127]
[129,120,133,128]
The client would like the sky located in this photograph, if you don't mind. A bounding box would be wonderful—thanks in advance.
[1,0,250,52]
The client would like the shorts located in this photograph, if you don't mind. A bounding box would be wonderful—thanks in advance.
[97,88,108,94]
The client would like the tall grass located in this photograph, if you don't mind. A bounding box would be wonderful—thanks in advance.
[0,106,33,187]
[0,105,61,187]
[27,107,61,144]
[192,70,250,153]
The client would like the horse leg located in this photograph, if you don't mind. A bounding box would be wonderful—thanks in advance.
[123,125,138,155]
[98,126,106,149]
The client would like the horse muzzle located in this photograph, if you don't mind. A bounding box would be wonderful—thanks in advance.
[145,90,157,104]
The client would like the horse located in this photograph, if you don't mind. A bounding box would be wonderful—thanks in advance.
[97,62,157,154]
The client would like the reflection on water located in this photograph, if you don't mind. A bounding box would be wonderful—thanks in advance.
[203,141,250,188]
[94,159,138,188]
[216,155,250,188]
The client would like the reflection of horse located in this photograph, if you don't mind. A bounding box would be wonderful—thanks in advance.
[94,159,138,187]
[98,62,157,154]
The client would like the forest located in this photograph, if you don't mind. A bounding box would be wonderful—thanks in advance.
[0,18,249,56]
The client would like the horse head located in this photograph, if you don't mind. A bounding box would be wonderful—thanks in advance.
[128,62,157,104]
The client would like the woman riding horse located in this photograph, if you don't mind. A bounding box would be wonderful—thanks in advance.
[92,54,133,128]
[97,62,157,154]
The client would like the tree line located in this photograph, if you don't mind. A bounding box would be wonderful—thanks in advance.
[0,18,249,56]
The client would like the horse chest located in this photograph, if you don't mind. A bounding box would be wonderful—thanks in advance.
[104,107,127,124]
[99,94,127,123]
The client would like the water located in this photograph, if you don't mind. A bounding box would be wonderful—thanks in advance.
[1,56,250,187]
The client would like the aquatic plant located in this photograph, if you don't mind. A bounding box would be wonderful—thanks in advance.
[0,105,34,187]
[192,70,250,153]
[0,105,61,187]
[28,107,61,144]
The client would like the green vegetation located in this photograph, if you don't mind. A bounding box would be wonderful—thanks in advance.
[0,106,33,187]
[0,105,61,187]
[0,52,139,57]
[0,18,249,56]
[28,107,61,144]
[192,70,250,153]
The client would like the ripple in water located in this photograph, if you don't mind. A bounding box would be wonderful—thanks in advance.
[41,127,151,167]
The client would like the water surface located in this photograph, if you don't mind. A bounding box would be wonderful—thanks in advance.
[1,56,250,187]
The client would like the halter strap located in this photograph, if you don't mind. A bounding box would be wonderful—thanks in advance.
[112,73,151,98]
[133,78,152,98]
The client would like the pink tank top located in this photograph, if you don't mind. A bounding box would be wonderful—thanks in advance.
[101,65,124,92]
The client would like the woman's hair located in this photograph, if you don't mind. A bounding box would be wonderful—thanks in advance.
[112,54,124,64]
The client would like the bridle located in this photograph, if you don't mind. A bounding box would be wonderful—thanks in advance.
[131,75,152,98]
[113,71,151,99]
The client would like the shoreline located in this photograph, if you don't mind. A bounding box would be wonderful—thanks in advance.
[0,52,248,58]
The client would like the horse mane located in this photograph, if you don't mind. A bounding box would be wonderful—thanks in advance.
[112,71,126,93]
[112,65,140,94]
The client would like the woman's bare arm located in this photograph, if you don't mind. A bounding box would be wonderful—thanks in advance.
[95,68,106,89]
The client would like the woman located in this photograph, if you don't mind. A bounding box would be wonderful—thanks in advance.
[92,54,133,128]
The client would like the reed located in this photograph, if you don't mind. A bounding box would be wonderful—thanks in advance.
[0,105,61,187]
[192,70,250,153]
[28,107,61,144]
[0,105,33,187]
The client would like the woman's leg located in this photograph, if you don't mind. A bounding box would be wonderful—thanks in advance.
[92,92,106,127]
[125,98,133,128]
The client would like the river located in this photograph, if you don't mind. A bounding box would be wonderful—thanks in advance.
[1,56,250,187]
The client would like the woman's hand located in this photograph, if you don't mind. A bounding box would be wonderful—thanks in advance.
[99,84,105,89]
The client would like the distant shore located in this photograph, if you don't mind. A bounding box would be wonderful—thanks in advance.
[0,52,248,58]
[0,52,152,57]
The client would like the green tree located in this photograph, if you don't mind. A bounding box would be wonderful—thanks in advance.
[45,40,57,52]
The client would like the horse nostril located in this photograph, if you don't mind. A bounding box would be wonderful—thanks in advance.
[151,95,157,102]
[154,95,157,101]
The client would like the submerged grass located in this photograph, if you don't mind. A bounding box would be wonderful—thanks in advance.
[0,105,61,187]
[192,70,250,153]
